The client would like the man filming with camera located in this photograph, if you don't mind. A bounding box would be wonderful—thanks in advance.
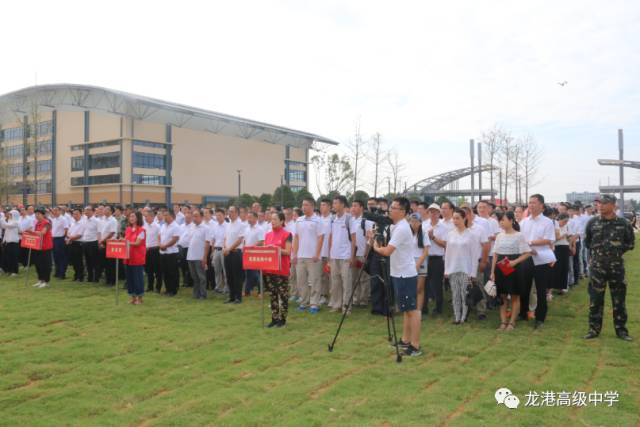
[373,197,423,357]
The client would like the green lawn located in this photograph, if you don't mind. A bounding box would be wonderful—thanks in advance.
[1,249,639,427]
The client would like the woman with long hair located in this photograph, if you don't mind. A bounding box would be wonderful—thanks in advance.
[124,211,147,305]
[263,212,293,328]
[490,211,532,331]
[32,208,54,288]
[409,214,430,313]
[552,213,571,295]
[444,208,481,324]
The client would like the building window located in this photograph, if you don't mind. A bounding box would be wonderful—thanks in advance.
[3,144,23,159]
[133,140,166,149]
[36,140,52,155]
[71,174,120,186]
[133,174,166,185]
[8,164,23,177]
[70,140,120,151]
[133,152,166,169]
[36,180,52,193]
[71,156,84,171]
[33,121,52,137]
[37,160,52,174]
[287,170,306,182]
[89,152,120,169]
[0,127,24,141]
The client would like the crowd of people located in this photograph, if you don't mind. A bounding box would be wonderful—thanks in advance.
[0,192,635,356]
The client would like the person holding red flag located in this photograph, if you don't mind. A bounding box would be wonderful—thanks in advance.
[32,208,53,288]
[124,211,147,305]
[263,212,292,328]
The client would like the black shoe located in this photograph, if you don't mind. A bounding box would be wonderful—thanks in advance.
[583,331,599,340]
[404,345,423,357]
[518,314,528,321]
[267,320,279,328]
[233,299,242,304]
[275,320,286,328]
[391,339,410,350]
[616,332,633,342]
[478,314,487,321]
[534,321,544,330]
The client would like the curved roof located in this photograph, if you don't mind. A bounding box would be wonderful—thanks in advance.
[0,84,339,148]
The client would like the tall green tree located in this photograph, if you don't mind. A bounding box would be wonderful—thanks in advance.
[295,188,314,207]
[310,153,354,196]
[273,185,296,208]
[257,193,272,209]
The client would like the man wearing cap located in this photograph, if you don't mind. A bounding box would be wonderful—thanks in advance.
[583,194,635,341]
[422,202,448,316]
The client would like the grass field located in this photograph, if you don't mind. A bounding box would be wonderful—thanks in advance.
[1,249,639,427]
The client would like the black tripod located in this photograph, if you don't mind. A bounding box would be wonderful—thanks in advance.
[327,253,403,363]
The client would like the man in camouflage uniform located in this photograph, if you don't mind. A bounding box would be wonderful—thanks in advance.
[583,194,635,341]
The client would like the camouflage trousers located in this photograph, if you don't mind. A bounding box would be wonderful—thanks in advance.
[264,274,289,322]
[588,258,628,335]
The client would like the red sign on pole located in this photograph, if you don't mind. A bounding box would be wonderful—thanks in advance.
[243,246,281,271]
[20,231,43,250]
[106,240,130,260]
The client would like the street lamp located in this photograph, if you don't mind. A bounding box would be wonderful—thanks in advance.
[237,170,242,199]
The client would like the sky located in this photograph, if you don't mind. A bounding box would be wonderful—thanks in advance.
[2,0,640,202]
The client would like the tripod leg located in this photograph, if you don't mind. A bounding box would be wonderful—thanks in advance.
[328,262,366,352]
[381,263,402,363]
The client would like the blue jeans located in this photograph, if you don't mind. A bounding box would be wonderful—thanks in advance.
[244,269,260,293]
[126,265,145,296]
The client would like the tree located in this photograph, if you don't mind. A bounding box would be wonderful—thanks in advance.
[237,193,256,208]
[386,149,406,195]
[366,132,388,197]
[257,193,272,209]
[295,187,314,207]
[345,119,368,195]
[272,185,296,208]
[481,125,509,202]
[310,153,354,196]
[520,134,542,201]
[350,190,370,204]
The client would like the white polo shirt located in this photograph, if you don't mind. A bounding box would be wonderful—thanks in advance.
[187,222,208,261]
[319,214,332,258]
[422,220,448,257]
[224,218,247,250]
[388,218,418,278]
[295,214,325,259]
[144,221,160,248]
[159,221,182,254]
[177,222,193,248]
[51,216,69,238]
[329,213,354,260]
[521,214,557,266]
[244,223,266,247]
[285,220,296,237]
[68,219,85,241]
[19,216,35,233]
[468,219,490,262]
[209,221,228,248]
[350,215,374,258]
[81,216,99,242]
[100,216,118,241]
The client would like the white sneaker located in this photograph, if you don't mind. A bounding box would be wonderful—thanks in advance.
[33,281,43,287]
[10,273,18,277]
[37,282,49,288]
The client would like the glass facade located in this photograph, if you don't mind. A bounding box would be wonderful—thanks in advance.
[36,180,52,193]
[35,140,52,155]
[0,126,24,141]
[71,174,120,186]
[70,153,120,171]
[133,152,166,169]
[133,174,167,185]
[133,140,166,149]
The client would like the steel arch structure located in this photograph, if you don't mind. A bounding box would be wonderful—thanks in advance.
[404,164,499,198]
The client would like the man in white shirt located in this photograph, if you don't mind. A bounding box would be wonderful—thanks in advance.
[159,210,182,296]
[318,198,333,304]
[328,195,356,314]
[66,208,85,281]
[177,210,193,287]
[440,201,455,233]
[51,206,70,280]
[350,200,374,307]
[520,194,557,329]
[187,209,209,299]
[423,203,448,316]
[81,206,100,282]
[98,206,118,286]
[461,205,491,320]
[243,211,266,296]
[223,206,247,303]
[175,204,185,225]
[292,197,325,313]
[209,208,229,294]
[374,197,422,357]
[143,210,161,292]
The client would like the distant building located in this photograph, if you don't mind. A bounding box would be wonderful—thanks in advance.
[566,191,599,205]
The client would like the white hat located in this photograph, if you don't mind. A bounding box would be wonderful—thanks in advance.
[427,203,441,212]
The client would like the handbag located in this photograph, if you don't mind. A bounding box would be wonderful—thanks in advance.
[466,280,484,307]
[484,279,497,298]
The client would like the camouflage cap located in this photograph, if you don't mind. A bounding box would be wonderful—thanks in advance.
[600,194,617,205]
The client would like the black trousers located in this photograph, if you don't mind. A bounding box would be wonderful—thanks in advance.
[224,250,245,301]
[20,246,32,267]
[206,255,216,290]
[34,249,52,283]
[160,253,179,295]
[101,246,116,286]
[145,247,162,291]
[70,241,84,280]
[3,242,20,274]
[82,241,99,282]
[178,246,193,287]
[572,240,582,283]
[52,237,69,278]
[425,255,445,313]
[520,258,552,322]
[552,245,570,290]
[96,246,106,282]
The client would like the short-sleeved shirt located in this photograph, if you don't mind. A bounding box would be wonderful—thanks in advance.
[224,218,247,250]
[160,221,182,254]
[187,223,209,261]
[388,219,418,278]
[329,213,353,260]
[244,223,266,247]
[351,216,374,257]
[521,214,557,266]
[144,221,160,248]
[422,220,448,256]
[295,215,325,258]
[493,231,531,255]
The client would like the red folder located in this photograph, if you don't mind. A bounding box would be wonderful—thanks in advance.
[497,257,515,277]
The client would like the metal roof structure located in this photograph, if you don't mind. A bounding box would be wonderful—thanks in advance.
[598,159,640,169]
[0,84,339,149]
[404,164,499,197]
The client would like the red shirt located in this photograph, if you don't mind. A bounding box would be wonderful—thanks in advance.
[263,226,291,277]
[124,226,146,266]
[35,219,53,250]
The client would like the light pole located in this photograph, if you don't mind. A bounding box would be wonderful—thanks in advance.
[280,175,284,208]
[237,169,242,200]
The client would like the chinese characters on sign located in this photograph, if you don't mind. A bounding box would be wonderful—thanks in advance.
[106,240,130,260]
[20,231,43,250]
[242,246,281,270]
[524,390,619,407]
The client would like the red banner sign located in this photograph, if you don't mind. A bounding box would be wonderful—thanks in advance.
[243,246,281,271]
[20,231,43,250]
[106,240,130,260]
